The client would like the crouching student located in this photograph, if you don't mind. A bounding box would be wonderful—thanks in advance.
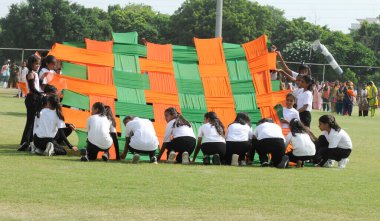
[313,115,352,168]
[157,107,196,164]
[225,113,253,166]
[80,102,119,162]
[281,93,300,129]
[252,118,288,168]
[120,116,159,164]
[191,112,226,165]
[33,95,78,156]
[285,119,316,167]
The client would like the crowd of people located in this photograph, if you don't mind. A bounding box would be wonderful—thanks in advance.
[13,52,356,169]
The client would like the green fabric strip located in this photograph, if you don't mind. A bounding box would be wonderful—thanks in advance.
[114,55,141,73]
[230,80,255,94]
[75,130,88,148]
[178,94,207,110]
[113,44,146,57]
[113,70,150,89]
[112,32,138,45]
[172,45,198,62]
[115,101,154,119]
[62,41,85,48]
[176,79,204,94]
[226,59,252,81]
[181,109,205,123]
[61,62,87,80]
[271,80,281,92]
[116,87,146,104]
[233,94,258,110]
[173,61,202,80]
[61,90,90,110]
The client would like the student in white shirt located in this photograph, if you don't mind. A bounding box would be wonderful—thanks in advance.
[157,107,196,164]
[281,93,300,129]
[297,75,314,127]
[285,119,316,167]
[225,113,253,166]
[80,102,119,162]
[192,112,226,165]
[38,55,58,90]
[33,95,78,156]
[120,116,159,164]
[251,118,288,168]
[314,115,352,168]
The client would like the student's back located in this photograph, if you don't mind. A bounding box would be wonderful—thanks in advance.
[34,108,65,138]
[198,123,225,143]
[286,133,315,156]
[87,114,115,149]
[226,123,251,142]
[126,117,158,151]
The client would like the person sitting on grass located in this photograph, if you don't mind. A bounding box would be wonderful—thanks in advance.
[191,112,226,165]
[157,107,196,164]
[285,119,316,168]
[80,102,118,162]
[251,118,288,168]
[32,95,77,156]
[281,93,300,129]
[120,116,159,164]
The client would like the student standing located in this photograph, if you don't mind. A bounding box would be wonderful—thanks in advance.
[296,75,314,128]
[281,93,300,129]
[367,81,378,117]
[191,112,226,165]
[157,107,196,164]
[120,116,159,164]
[38,55,58,90]
[358,84,369,117]
[225,113,253,166]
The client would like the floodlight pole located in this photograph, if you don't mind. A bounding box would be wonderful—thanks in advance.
[215,0,223,38]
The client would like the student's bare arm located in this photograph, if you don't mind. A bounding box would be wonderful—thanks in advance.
[191,138,202,163]
[120,137,131,159]
[157,143,168,161]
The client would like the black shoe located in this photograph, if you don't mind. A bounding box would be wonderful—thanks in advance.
[277,155,289,169]
[212,154,221,165]
[261,162,269,167]
[80,149,89,162]
[150,156,158,164]
[18,142,29,151]
[203,155,210,165]
[102,152,109,162]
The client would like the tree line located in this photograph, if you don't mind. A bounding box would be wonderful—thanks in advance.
[0,0,379,84]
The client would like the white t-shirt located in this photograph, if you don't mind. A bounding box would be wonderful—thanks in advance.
[322,129,352,150]
[39,68,56,84]
[282,107,300,128]
[285,133,316,156]
[87,114,116,149]
[291,71,299,79]
[125,117,159,151]
[163,119,195,143]
[26,71,43,93]
[198,123,225,143]
[292,88,304,98]
[33,108,66,138]
[253,122,285,141]
[226,123,253,142]
[297,90,313,112]
[19,67,28,82]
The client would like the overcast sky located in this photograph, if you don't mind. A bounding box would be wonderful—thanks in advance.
[0,0,379,33]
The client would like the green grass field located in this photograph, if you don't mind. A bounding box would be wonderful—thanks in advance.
[0,88,379,221]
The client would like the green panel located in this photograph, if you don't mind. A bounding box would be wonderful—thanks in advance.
[173,61,202,80]
[75,130,88,148]
[226,59,252,81]
[178,94,207,110]
[233,93,258,110]
[115,101,154,119]
[181,109,205,123]
[114,55,141,73]
[223,43,246,60]
[176,79,204,94]
[113,44,146,57]
[116,87,146,104]
[63,41,85,48]
[271,80,281,92]
[61,62,87,80]
[113,70,150,89]
[112,32,138,44]
[230,80,255,94]
[173,45,198,62]
[61,90,90,110]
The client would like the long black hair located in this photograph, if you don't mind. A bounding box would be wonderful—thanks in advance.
[319,115,341,132]
[298,63,312,75]
[47,94,64,121]
[38,55,56,73]
[301,74,314,91]
[92,102,106,116]
[257,118,273,125]
[289,119,307,136]
[230,112,251,127]
[27,54,40,75]
[165,107,191,128]
[105,105,116,128]
[204,112,225,136]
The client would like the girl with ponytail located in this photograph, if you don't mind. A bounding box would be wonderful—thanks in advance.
[296,75,314,127]
[32,95,77,156]
[38,55,58,90]
[191,112,226,165]
[157,107,196,164]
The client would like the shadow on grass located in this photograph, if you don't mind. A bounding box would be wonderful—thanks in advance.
[0,111,25,117]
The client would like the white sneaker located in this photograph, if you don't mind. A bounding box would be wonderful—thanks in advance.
[43,142,55,156]
[168,151,176,163]
[132,153,140,164]
[150,156,158,164]
[323,159,335,168]
[231,154,239,166]
[182,152,190,165]
[338,158,349,169]
[240,160,247,166]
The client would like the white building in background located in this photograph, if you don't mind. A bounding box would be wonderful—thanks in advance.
[351,18,380,30]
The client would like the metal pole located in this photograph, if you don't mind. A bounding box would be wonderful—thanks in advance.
[322,65,326,82]
[21,49,25,62]
[215,0,223,38]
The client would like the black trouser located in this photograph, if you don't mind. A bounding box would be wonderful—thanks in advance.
[33,135,67,155]
[86,140,110,161]
[128,145,156,159]
[20,93,39,145]
[225,141,250,165]
[322,98,330,112]
[55,127,73,144]
[314,135,352,166]
[253,138,285,166]
[166,136,196,163]
[299,111,311,127]
[359,110,369,117]
[201,142,226,163]
[287,152,314,163]
[343,100,353,116]
[336,102,343,115]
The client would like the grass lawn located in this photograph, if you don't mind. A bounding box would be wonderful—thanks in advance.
[0,88,379,221]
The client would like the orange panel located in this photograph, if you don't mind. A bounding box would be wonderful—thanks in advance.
[85,38,113,53]
[62,107,90,129]
[148,72,178,94]
[145,91,180,106]
[139,58,174,74]
[146,42,173,61]
[87,66,114,85]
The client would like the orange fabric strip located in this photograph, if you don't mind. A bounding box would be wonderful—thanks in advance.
[87,66,114,85]
[85,38,113,53]
[148,72,178,94]
[139,58,174,74]
[144,91,180,106]
[18,82,27,95]
[62,107,90,129]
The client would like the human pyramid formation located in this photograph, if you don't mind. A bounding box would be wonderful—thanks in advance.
[18,52,353,169]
